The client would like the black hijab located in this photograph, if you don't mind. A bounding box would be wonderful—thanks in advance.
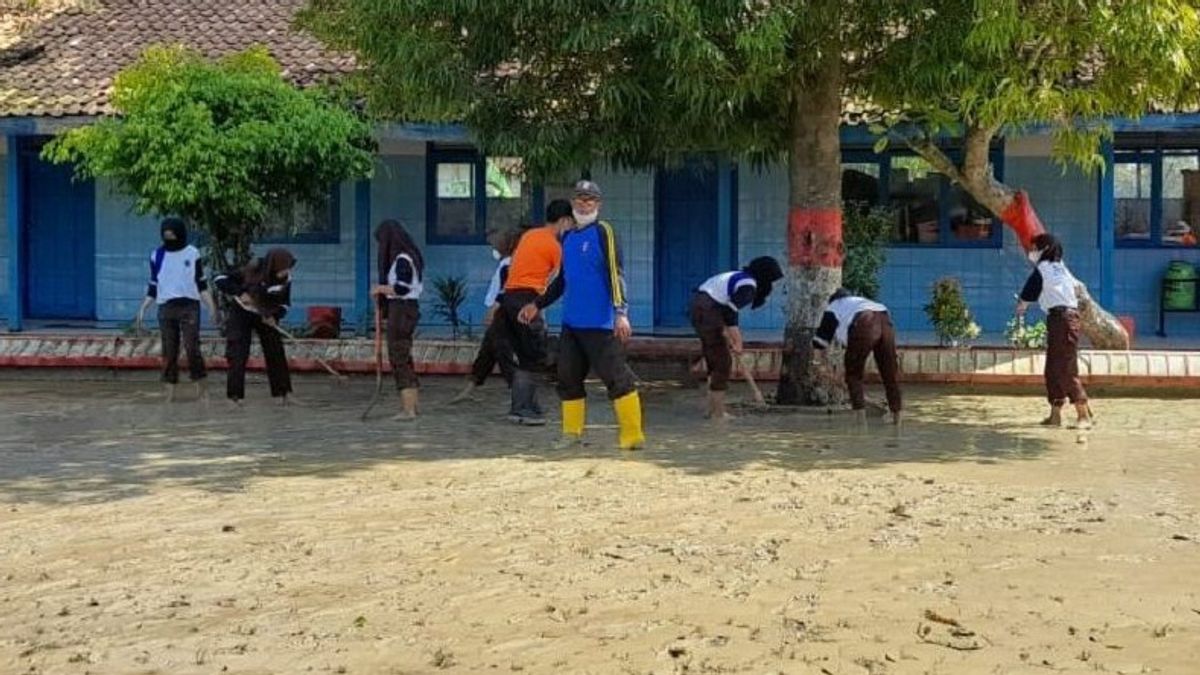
[375,219,424,281]
[160,217,187,252]
[743,256,783,309]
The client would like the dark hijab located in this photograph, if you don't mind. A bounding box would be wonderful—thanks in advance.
[375,219,424,281]
[743,256,783,309]
[243,247,296,288]
[160,217,188,252]
[1031,233,1064,263]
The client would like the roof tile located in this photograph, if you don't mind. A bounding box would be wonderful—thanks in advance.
[0,0,354,118]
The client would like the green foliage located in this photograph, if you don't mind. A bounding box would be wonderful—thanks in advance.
[299,0,905,178]
[841,203,892,300]
[924,277,981,346]
[1005,316,1047,350]
[863,0,1200,172]
[432,275,469,340]
[41,45,375,268]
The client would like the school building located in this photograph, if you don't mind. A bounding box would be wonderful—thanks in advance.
[3,0,1200,343]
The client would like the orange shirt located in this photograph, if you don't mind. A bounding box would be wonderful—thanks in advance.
[505,226,562,294]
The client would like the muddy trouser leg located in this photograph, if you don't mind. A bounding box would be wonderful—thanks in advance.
[575,329,637,401]
[843,313,881,410]
[503,291,548,415]
[1046,308,1087,405]
[469,322,501,386]
[224,307,254,400]
[158,303,182,384]
[690,294,731,391]
[873,313,902,413]
[555,327,590,402]
[256,319,292,398]
[387,299,420,390]
[179,300,206,381]
[1044,310,1069,406]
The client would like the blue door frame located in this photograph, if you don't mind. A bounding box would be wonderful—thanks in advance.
[18,136,96,321]
[654,158,736,329]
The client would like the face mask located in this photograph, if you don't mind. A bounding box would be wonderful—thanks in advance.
[492,249,502,261]
[573,210,597,226]
[1026,250,1041,264]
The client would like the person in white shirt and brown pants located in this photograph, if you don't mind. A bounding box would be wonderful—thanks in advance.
[1015,233,1092,429]
[812,288,902,424]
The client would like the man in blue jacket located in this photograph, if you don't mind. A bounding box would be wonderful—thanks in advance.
[519,180,645,450]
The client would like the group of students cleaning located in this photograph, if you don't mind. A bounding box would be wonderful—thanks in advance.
[136,180,1095,449]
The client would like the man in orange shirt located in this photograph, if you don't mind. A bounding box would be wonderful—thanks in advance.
[499,199,572,425]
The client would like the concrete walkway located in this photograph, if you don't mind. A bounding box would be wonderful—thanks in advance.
[2,331,1198,389]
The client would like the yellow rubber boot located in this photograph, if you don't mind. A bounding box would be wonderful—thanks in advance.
[613,391,645,451]
[561,399,586,439]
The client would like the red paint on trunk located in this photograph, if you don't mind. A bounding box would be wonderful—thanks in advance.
[788,208,843,267]
[1000,190,1045,251]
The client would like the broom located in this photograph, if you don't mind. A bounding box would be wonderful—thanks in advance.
[360,303,385,421]
[232,294,348,382]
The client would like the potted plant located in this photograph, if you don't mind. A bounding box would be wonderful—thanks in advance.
[924,277,981,347]
[1004,316,1047,349]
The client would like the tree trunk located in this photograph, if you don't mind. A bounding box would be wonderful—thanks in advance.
[908,131,1129,350]
[775,51,846,405]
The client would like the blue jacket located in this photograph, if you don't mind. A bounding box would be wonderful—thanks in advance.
[536,221,628,330]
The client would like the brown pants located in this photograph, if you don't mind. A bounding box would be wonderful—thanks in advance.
[844,311,901,413]
[387,299,420,390]
[1045,307,1087,406]
[690,293,734,391]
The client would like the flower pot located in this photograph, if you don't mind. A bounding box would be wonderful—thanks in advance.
[306,306,342,339]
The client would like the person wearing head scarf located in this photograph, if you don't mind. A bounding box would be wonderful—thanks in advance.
[1015,233,1092,429]
[135,218,218,402]
[214,247,297,406]
[690,256,783,420]
[450,226,522,404]
[812,287,902,424]
[371,220,424,420]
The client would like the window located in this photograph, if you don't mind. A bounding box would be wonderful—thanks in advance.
[259,189,340,243]
[427,148,533,244]
[841,147,1003,248]
[1114,145,1200,248]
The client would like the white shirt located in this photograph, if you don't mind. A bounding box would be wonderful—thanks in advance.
[818,296,887,347]
[1034,261,1078,312]
[698,271,757,310]
[387,253,423,300]
[149,244,204,304]
[484,257,511,307]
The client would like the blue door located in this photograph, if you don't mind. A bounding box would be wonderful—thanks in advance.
[655,161,720,328]
[21,139,96,320]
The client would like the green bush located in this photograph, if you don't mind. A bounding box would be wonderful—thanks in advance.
[924,277,981,346]
[842,203,892,300]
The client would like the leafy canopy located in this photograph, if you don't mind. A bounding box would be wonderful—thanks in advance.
[299,0,904,177]
[864,0,1200,172]
[43,45,375,257]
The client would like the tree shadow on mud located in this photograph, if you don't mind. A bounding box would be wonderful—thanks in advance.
[0,378,1063,505]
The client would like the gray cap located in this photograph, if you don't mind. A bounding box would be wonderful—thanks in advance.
[573,180,602,199]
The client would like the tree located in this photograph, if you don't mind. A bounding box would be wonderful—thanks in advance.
[301,0,911,404]
[863,0,1200,349]
[43,45,376,273]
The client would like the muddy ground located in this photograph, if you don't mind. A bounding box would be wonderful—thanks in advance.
[1,375,1198,674]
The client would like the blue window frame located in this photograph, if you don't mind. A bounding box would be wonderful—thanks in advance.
[841,147,1005,249]
[259,187,341,244]
[426,146,532,244]
[1114,144,1200,248]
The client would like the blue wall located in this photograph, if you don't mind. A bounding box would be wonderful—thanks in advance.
[10,130,1200,339]
[96,180,360,327]
[730,136,1200,340]
[0,146,8,320]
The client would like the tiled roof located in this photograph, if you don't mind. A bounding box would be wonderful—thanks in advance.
[0,0,355,118]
